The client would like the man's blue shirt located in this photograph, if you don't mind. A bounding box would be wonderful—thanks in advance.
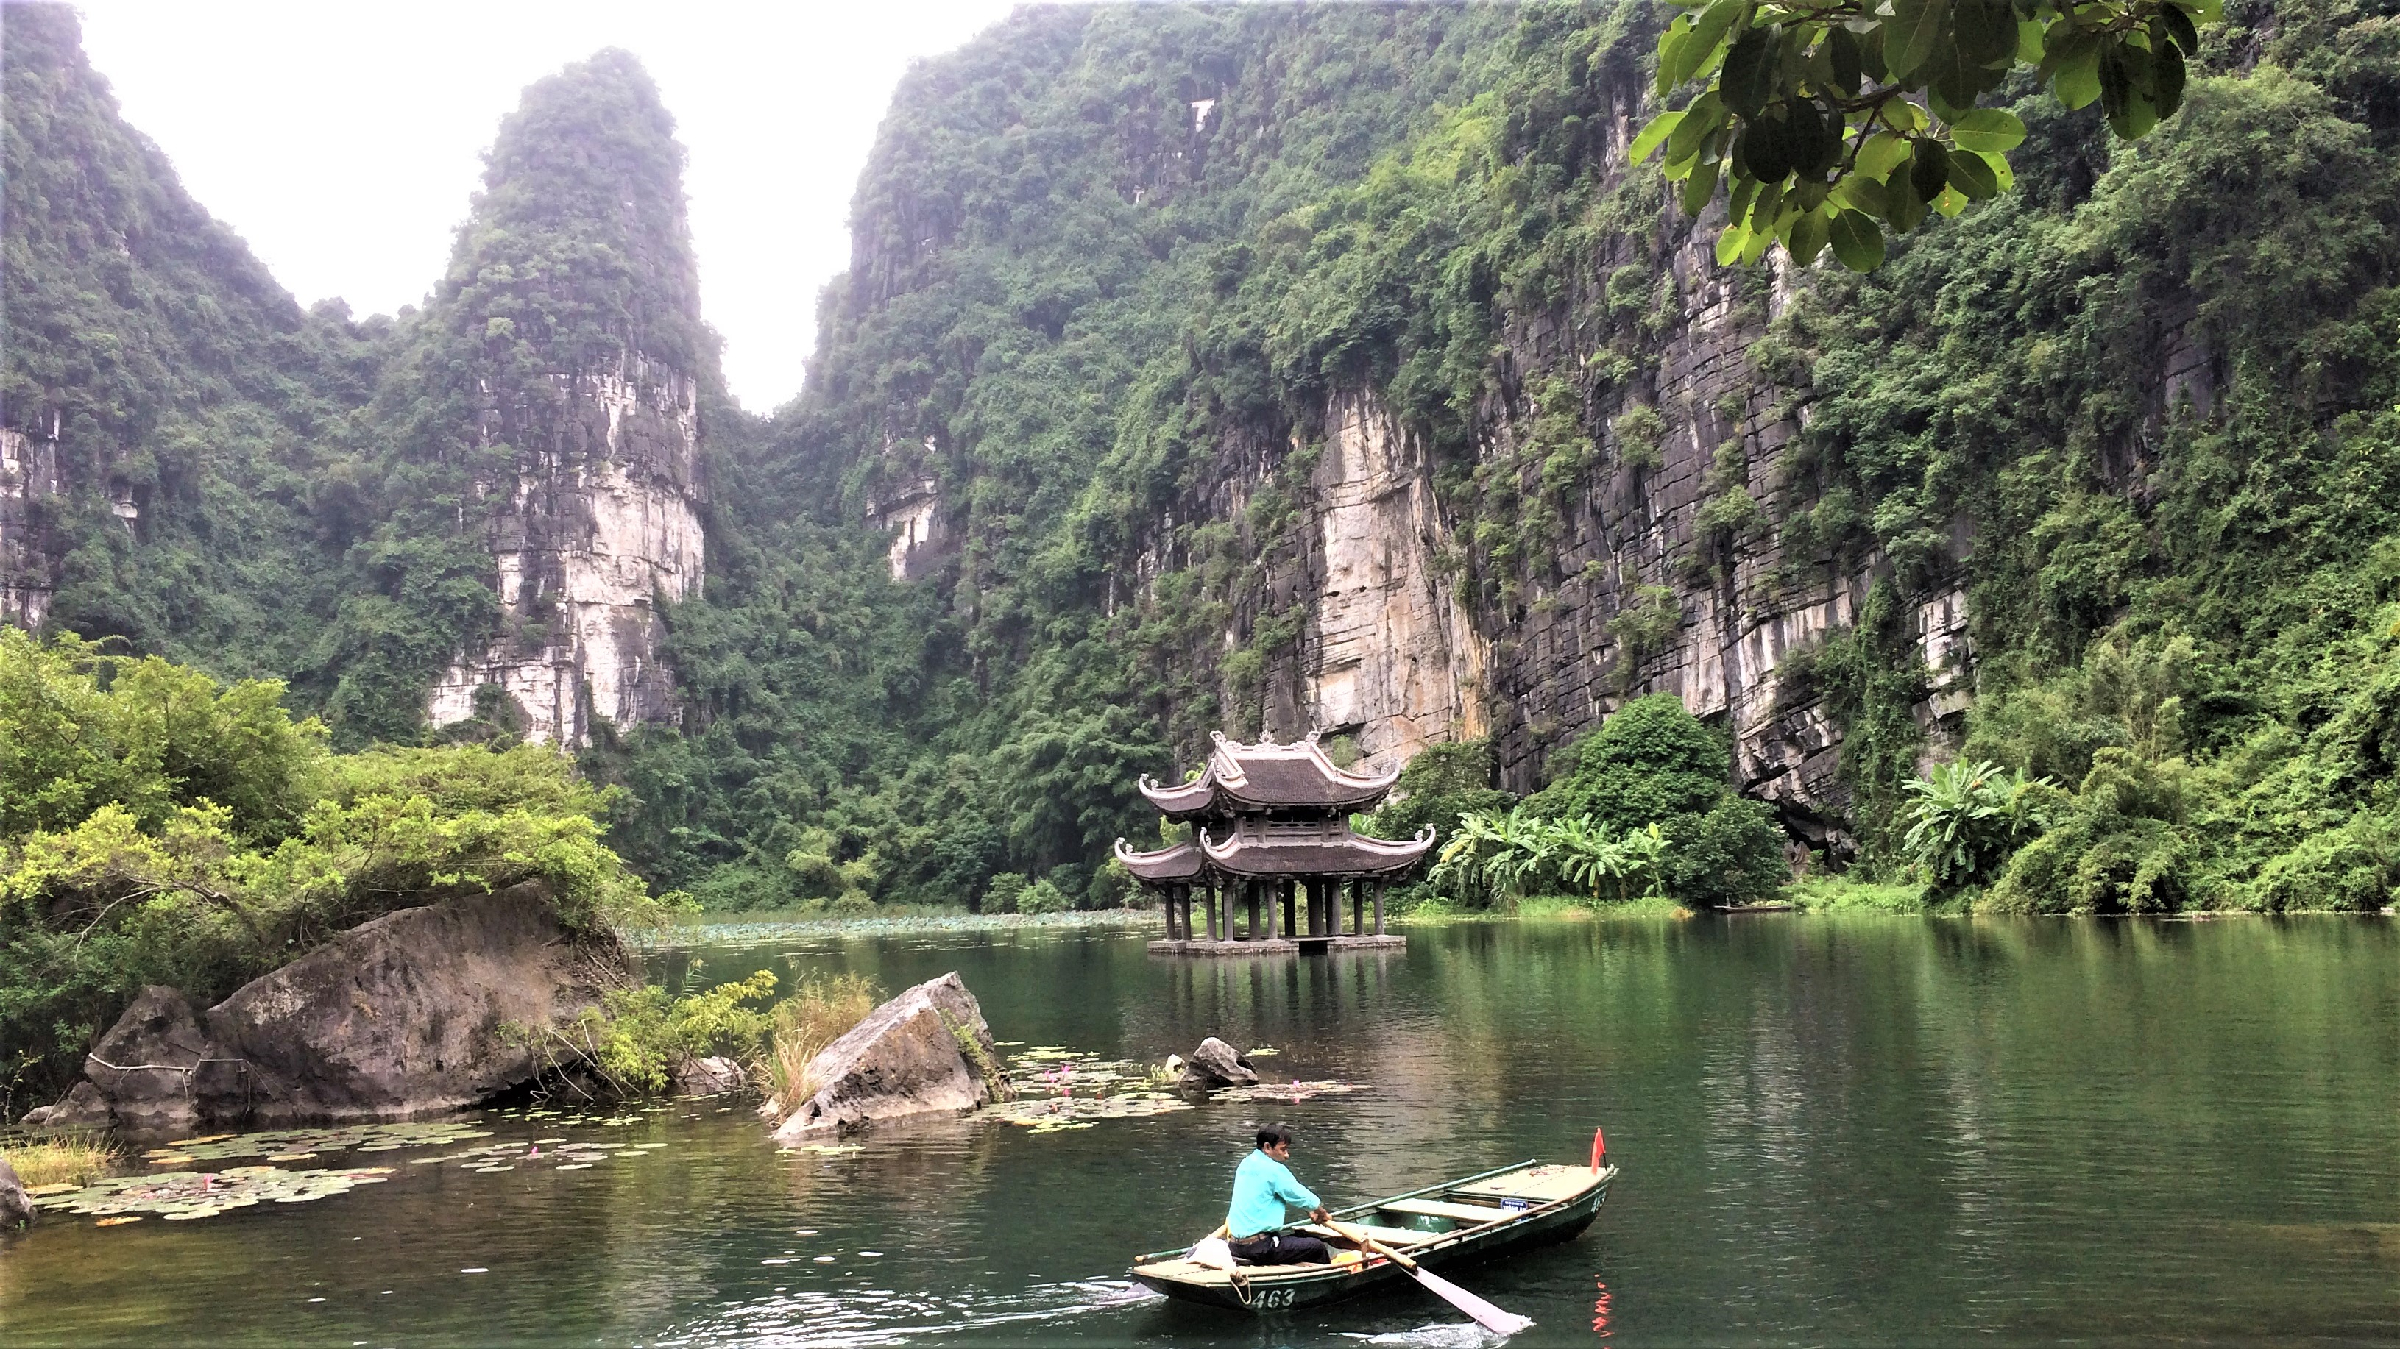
[1227,1148,1322,1238]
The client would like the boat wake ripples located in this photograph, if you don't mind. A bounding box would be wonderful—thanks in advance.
[656,1277,1162,1346]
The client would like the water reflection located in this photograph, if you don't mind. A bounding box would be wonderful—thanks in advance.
[2,914,2392,1346]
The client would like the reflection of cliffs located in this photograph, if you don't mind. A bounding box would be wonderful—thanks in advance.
[426,358,705,745]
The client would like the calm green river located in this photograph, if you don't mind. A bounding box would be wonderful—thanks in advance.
[3,915,2394,1346]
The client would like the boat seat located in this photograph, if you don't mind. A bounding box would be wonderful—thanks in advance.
[1377,1198,1512,1225]
[1301,1222,1425,1247]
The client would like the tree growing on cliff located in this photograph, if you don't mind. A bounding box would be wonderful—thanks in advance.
[1637,0,2222,269]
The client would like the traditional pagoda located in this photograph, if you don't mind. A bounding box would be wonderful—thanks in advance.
[1116,731,1430,955]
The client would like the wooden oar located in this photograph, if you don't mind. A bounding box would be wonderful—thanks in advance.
[1329,1220,1534,1336]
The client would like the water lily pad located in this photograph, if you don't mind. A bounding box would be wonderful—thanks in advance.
[555,1163,593,1171]
[23,1182,77,1197]
[144,1122,493,1165]
[37,1165,393,1221]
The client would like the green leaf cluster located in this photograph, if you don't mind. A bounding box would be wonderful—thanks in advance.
[571,969,777,1096]
[1638,0,2220,268]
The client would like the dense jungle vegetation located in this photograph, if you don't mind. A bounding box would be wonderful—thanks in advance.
[5,0,2398,938]
[0,628,660,1112]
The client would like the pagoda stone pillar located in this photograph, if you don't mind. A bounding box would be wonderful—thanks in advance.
[1372,881,1385,935]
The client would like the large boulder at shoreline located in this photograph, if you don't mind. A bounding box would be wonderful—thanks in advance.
[0,1156,30,1230]
[771,972,1011,1141]
[33,883,627,1135]
[77,986,245,1133]
[1178,1037,1258,1088]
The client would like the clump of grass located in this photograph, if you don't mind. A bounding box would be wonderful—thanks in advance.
[1785,874,1929,912]
[3,1134,116,1188]
[759,973,881,1120]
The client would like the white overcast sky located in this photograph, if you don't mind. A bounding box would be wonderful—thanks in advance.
[74,1,1022,412]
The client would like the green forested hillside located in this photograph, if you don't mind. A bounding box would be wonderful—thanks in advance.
[610,5,1555,909]
[6,1,2397,916]
[0,4,378,675]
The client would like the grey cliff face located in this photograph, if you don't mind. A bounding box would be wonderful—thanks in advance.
[425,354,706,746]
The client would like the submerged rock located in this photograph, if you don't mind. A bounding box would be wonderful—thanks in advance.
[1177,1037,1259,1088]
[36,882,627,1135]
[771,972,1011,1141]
[1,1155,30,1230]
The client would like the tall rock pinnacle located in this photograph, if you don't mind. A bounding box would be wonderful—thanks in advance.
[418,49,710,745]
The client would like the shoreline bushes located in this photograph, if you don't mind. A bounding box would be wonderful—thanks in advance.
[0,631,665,1115]
[1398,699,1790,911]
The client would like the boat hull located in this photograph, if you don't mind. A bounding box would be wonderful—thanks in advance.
[1131,1162,1613,1316]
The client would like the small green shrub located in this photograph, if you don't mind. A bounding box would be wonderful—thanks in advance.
[574,970,779,1096]
[1361,739,1511,845]
[983,872,1029,913]
[1016,878,1071,914]
[1901,760,2061,892]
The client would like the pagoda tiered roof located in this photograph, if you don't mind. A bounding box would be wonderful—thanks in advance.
[1196,822,1435,878]
[1138,731,1401,820]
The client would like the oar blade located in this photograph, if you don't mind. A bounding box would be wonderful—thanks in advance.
[1405,1265,1534,1337]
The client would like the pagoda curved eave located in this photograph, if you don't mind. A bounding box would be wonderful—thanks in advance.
[1195,829,1434,879]
[1112,838,1205,882]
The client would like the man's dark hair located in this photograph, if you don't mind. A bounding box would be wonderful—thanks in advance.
[1256,1125,1292,1150]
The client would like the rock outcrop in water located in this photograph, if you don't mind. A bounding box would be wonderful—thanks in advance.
[0,1155,30,1231]
[27,884,626,1134]
[1176,1037,1259,1089]
[770,972,1012,1140]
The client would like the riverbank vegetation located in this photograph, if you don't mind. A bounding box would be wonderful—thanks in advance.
[0,630,666,1114]
[0,1134,115,1188]
[1375,696,1788,912]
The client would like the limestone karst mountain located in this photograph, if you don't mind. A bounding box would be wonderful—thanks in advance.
[5,1,2396,912]
[2,11,713,749]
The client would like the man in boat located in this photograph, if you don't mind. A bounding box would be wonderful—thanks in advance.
[1227,1125,1335,1265]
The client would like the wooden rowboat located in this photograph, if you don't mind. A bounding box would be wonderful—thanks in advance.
[1130,1158,1617,1315]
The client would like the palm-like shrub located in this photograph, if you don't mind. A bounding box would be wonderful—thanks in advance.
[1555,819,1669,901]
[1902,759,2058,890]
[1429,809,1670,905]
